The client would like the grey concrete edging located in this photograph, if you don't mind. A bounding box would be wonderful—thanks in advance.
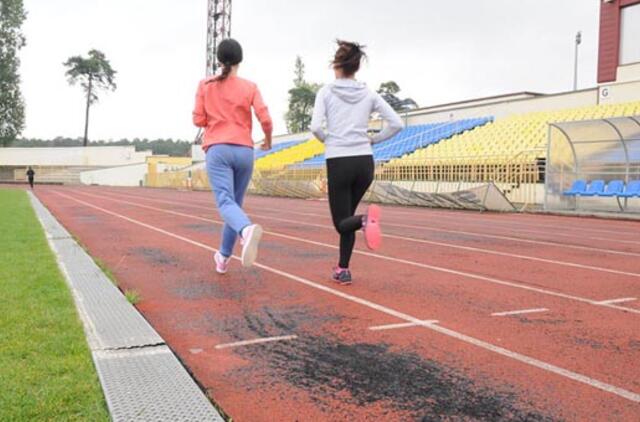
[28,192,223,422]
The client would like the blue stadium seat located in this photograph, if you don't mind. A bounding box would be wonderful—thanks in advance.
[581,180,605,197]
[599,180,625,197]
[563,180,587,196]
[619,180,640,198]
[294,118,493,168]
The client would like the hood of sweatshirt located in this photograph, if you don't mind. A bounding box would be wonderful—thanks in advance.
[330,79,369,104]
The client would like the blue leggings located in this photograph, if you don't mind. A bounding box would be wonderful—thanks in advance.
[206,144,254,258]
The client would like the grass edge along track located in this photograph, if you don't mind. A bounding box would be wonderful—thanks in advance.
[0,189,109,421]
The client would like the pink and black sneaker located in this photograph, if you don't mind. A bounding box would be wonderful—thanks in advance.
[362,204,382,250]
[332,267,352,285]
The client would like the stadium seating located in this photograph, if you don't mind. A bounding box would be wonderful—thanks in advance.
[620,180,640,198]
[582,180,605,197]
[388,100,640,166]
[564,180,588,196]
[563,179,639,198]
[254,140,303,160]
[600,180,625,197]
[297,119,492,167]
[255,138,324,170]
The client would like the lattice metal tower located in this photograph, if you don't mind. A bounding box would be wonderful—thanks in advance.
[206,0,232,76]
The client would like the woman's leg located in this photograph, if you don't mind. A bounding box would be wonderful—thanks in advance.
[222,146,255,255]
[327,158,358,269]
[350,156,375,214]
[327,156,376,269]
[206,145,253,257]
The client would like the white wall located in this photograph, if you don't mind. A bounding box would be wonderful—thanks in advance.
[0,146,152,167]
[404,89,599,125]
[615,63,640,84]
[599,79,640,104]
[80,163,147,186]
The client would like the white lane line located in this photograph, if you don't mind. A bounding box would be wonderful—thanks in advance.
[70,189,640,315]
[103,187,640,241]
[215,335,298,350]
[427,323,640,403]
[594,298,637,305]
[369,320,439,331]
[252,206,640,258]
[89,190,640,280]
[90,188,640,257]
[491,308,549,317]
[247,196,640,240]
[50,191,640,404]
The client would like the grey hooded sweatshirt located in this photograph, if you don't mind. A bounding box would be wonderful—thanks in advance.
[310,79,404,159]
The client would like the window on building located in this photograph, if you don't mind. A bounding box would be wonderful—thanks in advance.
[620,4,640,65]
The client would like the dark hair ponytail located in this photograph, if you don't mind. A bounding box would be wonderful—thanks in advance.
[332,40,366,77]
[211,38,243,82]
[215,64,233,82]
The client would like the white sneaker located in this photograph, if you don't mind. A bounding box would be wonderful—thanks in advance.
[214,251,230,274]
[240,224,263,267]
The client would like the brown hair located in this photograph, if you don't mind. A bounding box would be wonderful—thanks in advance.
[332,40,366,77]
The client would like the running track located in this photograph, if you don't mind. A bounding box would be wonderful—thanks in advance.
[34,186,640,421]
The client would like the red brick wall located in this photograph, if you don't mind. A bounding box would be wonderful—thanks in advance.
[598,0,640,83]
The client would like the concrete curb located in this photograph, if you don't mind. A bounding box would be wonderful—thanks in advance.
[28,191,223,422]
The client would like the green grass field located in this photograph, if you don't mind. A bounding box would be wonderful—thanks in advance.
[0,189,109,421]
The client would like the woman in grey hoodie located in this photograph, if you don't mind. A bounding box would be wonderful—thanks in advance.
[310,40,403,285]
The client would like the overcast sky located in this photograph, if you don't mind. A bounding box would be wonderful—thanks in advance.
[20,0,600,141]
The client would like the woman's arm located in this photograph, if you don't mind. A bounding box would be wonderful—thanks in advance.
[253,86,273,149]
[310,87,327,142]
[192,81,207,128]
[371,93,404,144]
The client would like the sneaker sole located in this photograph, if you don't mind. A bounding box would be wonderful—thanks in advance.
[242,225,263,267]
[364,204,382,250]
[332,278,352,286]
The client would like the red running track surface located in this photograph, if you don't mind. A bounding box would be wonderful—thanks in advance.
[34,186,640,421]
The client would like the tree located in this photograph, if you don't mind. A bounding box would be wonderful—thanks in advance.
[0,0,27,147]
[377,81,400,96]
[64,49,117,146]
[285,56,320,133]
[377,81,418,112]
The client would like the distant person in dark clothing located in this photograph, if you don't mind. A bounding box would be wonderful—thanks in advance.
[26,167,35,189]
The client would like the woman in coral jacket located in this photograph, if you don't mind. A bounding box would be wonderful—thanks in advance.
[193,39,273,274]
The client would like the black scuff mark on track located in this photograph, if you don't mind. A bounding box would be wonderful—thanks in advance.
[172,268,285,301]
[261,240,334,259]
[174,306,345,340]
[131,247,179,266]
[231,336,559,421]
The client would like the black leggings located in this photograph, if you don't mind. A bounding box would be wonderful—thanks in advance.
[326,155,374,268]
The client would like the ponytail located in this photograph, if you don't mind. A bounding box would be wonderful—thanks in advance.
[211,63,233,82]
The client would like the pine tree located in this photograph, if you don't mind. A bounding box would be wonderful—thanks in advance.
[0,0,27,147]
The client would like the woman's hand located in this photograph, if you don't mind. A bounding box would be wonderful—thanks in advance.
[260,139,272,151]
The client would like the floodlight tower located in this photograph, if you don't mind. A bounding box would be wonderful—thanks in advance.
[206,0,232,76]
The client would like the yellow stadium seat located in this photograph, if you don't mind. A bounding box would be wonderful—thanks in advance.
[386,100,640,169]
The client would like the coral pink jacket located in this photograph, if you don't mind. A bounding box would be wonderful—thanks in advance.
[193,75,273,151]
